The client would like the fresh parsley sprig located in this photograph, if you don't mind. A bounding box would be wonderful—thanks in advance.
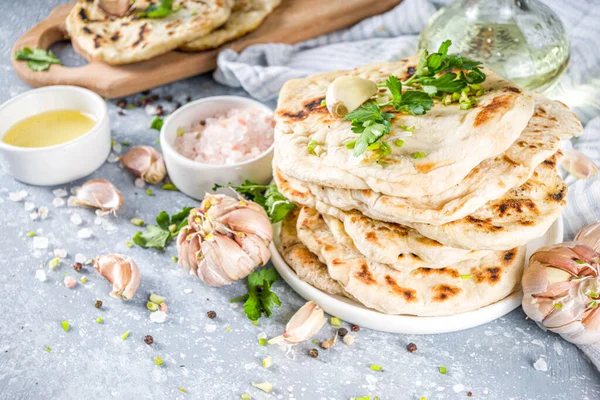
[230,267,281,321]
[136,0,180,18]
[343,40,485,157]
[132,207,193,250]
[13,47,61,72]
[213,180,296,223]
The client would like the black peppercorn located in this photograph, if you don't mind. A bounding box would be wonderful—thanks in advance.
[156,106,164,116]
[116,99,127,109]
[117,111,125,116]
[144,335,154,345]
[186,96,192,102]
[308,348,318,358]
[406,343,417,353]
[164,95,173,102]
[351,325,360,332]
[207,311,217,319]
[94,300,102,309]
[73,262,83,272]
[338,328,348,337]
[142,90,150,95]
[467,392,473,397]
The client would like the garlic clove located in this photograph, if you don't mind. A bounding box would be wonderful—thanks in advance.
[559,148,599,179]
[575,222,600,252]
[74,179,123,213]
[93,254,140,300]
[121,146,166,185]
[326,76,378,118]
[282,301,326,344]
[98,0,133,17]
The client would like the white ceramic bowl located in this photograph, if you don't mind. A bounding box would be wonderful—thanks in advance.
[160,96,274,200]
[0,86,110,186]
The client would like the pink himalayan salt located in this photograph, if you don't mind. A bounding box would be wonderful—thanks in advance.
[174,108,274,165]
[64,276,77,288]
[159,303,168,312]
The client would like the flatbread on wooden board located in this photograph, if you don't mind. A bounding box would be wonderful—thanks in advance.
[180,0,281,51]
[274,56,535,197]
[293,207,525,316]
[66,0,233,65]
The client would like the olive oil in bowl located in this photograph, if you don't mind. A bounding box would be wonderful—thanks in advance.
[3,110,97,148]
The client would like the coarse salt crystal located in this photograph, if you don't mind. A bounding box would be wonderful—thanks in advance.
[75,253,87,263]
[183,288,193,294]
[70,213,83,225]
[52,197,66,208]
[134,178,146,188]
[159,303,168,312]
[453,384,465,393]
[32,236,49,249]
[70,187,80,195]
[533,358,548,371]
[38,206,49,220]
[205,324,217,333]
[30,211,39,221]
[52,189,68,198]
[9,190,28,201]
[112,142,122,154]
[67,196,77,207]
[77,228,92,239]
[94,217,103,225]
[54,248,67,258]
[24,202,35,211]
[150,310,167,324]
[36,270,47,282]
[64,276,77,288]
[107,152,119,163]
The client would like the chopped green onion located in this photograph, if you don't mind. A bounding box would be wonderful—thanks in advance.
[442,94,453,105]
[471,84,482,91]
[147,301,159,311]
[240,394,251,400]
[251,382,273,393]
[370,365,383,371]
[172,256,178,263]
[48,257,60,270]
[476,89,485,96]
[459,102,472,110]
[588,301,598,308]
[146,189,153,196]
[130,218,145,226]
[460,274,472,280]
[168,224,177,233]
[554,303,563,309]
[80,276,88,284]
[96,317,103,324]
[179,387,187,393]
[149,294,166,304]
[177,127,185,137]
[413,152,426,159]
[154,356,163,366]
[61,321,70,332]
[345,140,356,149]
[27,231,36,237]
[262,356,273,368]
[439,366,447,374]
[126,241,133,248]
[461,86,471,94]
[399,125,415,132]
[330,317,342,327]
[121,330,130,340]
[149,116,163,130]
[45,345,51,352]
[307,140,318,155]
[225,327,231,331]
[394,139,404,147]
[320,99,327,107]
[121,141,131,146]
[259,338,267,346]
[367,142,380,151]
[111,140,116,147]
[451,92,461,102]
[161,183,178,191]
[574,259,585,264]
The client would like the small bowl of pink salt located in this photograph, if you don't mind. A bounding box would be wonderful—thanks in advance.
[160,96,275,200]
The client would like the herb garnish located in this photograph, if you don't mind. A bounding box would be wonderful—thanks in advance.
[13,47,61,72]
[213,180,296,223]
[132,207,193,250]
[343,40,485,157]
[149,116,164,131]
[231,267,281,321]
[136,0,180,18]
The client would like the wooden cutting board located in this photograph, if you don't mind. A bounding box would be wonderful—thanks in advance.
[11,0,402,98]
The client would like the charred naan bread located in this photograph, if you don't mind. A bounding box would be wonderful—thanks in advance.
[274,57,535,197]
[180,0,280,51]
[66,0,233,64]
[275,154,567,251]
[277,208,348,297]
[294,207,525,316]
[279,94,581,225]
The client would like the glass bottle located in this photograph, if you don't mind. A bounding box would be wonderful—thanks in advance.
[418,0,570,92]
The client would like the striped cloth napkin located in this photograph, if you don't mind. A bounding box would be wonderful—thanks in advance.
[214,0,600,369]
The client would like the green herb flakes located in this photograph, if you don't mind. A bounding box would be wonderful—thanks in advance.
[13,47,61,71]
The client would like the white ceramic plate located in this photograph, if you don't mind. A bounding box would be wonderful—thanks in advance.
[270,217,563,334]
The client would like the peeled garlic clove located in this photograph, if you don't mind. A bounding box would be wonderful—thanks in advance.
[74,179,123,214]
[559,148,598,179]
[98,0,133,17]
[575,222,600,252]
[93,254,140,300]
[121,146,166,185]
[282,301,326,344]
[326,76,378,118]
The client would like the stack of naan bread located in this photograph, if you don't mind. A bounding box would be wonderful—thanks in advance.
[274,56,583,316]
[66,0,280,64]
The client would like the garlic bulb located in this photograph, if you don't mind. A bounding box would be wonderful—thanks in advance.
[559,148,598,179]
[176,194,273,286]
[98,0,133,17]
[326,76,378,118]
[522,231,600,344]
[93,254,140,300]
[74,179,123,214]
[121,146,166,185]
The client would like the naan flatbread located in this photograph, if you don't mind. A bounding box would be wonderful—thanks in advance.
[295,207,525,316]
[66,0,232,64]
[274,57,535,197]
[180,0,280,51]
[281,94,581,225]
[275,153,566,250]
